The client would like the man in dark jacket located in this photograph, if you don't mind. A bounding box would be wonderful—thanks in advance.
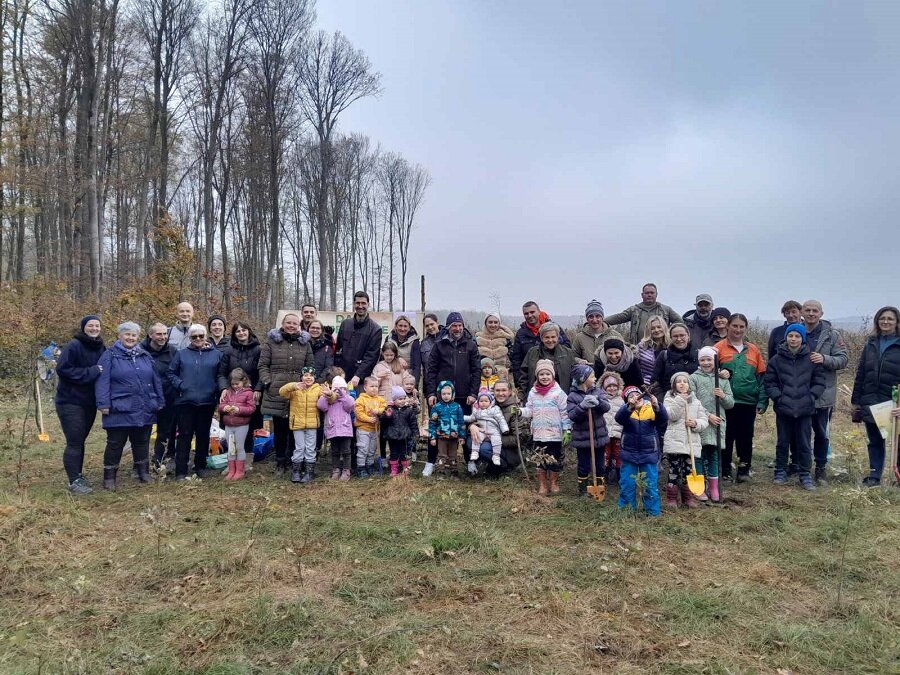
[767,300,802,358]
[682,293,715,348]
[510,300,571,382]
[336,291,384,389]
[425,312,481,412]
[143,322,178,467]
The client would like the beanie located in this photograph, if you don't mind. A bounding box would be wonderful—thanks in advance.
[585,300,604,317]
[785,322,807,344]
[698,346,718,361]
[391,386,406,401]
[710,307,731,322]
[331,376,348,390]
[623,385,642,400]
[604,338,626,352]
[534,359,555,377]
[670,371,692,389]
[207,314,227,330]
[477,390,495,405]
[571,363,594,386]
[445,311,464,326]
[80,315,101,331]
[484,312,501,325]
[480,357,496,369]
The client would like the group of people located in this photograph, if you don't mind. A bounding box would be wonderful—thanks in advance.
[53,284,900,513]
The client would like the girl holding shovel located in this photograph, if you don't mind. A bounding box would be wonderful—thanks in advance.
[690,347,734,502]
[662,373,709,508]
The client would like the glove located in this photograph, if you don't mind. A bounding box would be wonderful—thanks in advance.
[562,431,571,446]
[580,394,600,409]
[509,406,519,415]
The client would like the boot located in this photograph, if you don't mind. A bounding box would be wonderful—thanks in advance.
[814,465,828,486]
[291,462,303,483]
[232,459,246,481]
[422,462,435,477]
[301,462,315,484]
[103,466,118,491]
[331,467,341,480]
[680,483,699,508]
[401,460,410,475]
[536,469,549,496]
[134,461,152,483]
[548,471,560,495]
[665,484,679,508]
[225,459,237,481]
[339,468,351,481]
[708,477,720,502]
[389,460,400,477]
[357,466,370,479]
[577,473,588,497]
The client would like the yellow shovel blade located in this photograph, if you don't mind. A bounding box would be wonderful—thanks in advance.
[687,472,706,496]
[38,432,50,442]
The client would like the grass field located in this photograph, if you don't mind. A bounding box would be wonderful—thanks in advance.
[1,389,899,674]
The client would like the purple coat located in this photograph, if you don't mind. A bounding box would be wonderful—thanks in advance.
[317,390,355,438]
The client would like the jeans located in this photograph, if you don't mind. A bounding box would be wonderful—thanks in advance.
[104,426,152,468]
[618,460,660,516]
[700,444,720,478]
[57,403,98,483]
[724,403,758,474]
[864,421,886,479]
[174,404,215,477]
[153,404,178,464]
[812,407,833,468]
[775,414,813,476]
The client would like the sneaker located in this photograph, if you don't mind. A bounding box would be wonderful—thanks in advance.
[735,466,751,483]
[68,475,93,495]
[814,465,828,486]
[422,462,435,477]
[800,474,816,491]
[765,460,776,469]
[366,464,376,477]
[469,450,478,461]
[861,476,881,487]
[491,455,501,466]
[467,461,478,475]
[773,470,788,485]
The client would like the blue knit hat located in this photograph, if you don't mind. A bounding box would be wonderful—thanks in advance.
[571,363,594,386]
[785,322,807,343]
[80,315,101,331]
[446,311,464,326]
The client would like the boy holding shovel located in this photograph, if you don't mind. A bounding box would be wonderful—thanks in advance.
[566,364,611,498]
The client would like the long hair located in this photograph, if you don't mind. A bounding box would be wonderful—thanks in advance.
[640,317,669,348]
[381,341,405,375]
[230,321,257,343]
[872,306,900,337]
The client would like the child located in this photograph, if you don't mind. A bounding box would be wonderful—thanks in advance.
[402,373,423,462]
[317,376,356,481]
[372,341,408,401]
[480,358,499,391]
[663,373,709,508]
[690,347,734,502]
[218,368,257,481]
[382,386,420,476]
[566,364,611,497]
[764,323,825,491]
[426,381,466,476]
[354,376,387,478]
[465,391,509,468]
[615,386,669,516]
[279,366,322,484]
[519,359,571,496]
[600,371,625,483]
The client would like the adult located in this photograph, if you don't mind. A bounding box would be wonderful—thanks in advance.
[257,313,314,473]
[767,300,802,358]
[373,341,410,401]
[142,323,178,468]
[605,283,682,346]
[683,294,715,348]
[593,338,643,387]
[167,302,195,350]
[388,315,422,385]
[509,301,571,384]
[335,291,383,389]
[851,306,900,486]
[520,322,581,394]
[702,307,731,347]
[482,380,527,477]
[300,303,317,332]
[636,317,670,385]
[95,322,164,490]
[475,313,515,380]
[420,313,442,378]
[425,312,481,411]
[715,313,767,482]
[650,323,699,397]
[801,300,849,484]
[308,319,334,382]
[167,324,223,479]
[55,315,106,494]
[571,300,624,364]
[217,321,263,455]
[207,314,229,352]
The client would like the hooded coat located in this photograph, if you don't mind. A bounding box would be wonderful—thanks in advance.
[309,335,335,382]
[765,343,826,418]
[662,390,709,457]
[278,382,322,430]
[689,369,734,449]
[257,329,314,417]
[428,381,467,438]
[141,337,178,404]
[55,331,106,407]
[615,399,669,465]
[593,344,644,387]
[566,386,611,450]
[474,323,515,373]
[382,403,420,441]
[520,381,570,442]
[95,342,164,428]
[317,388,356,438]
[218,387,257,427]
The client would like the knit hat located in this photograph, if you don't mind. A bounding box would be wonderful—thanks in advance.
[481,357,496,369]
[484,312,501,325]
[623,385,642,400]
[695,294,713,305]
[535,359,555,377]
[785,322,807,343]
[698,346,718,361]
[670,371,692,389]
[604,338,626,352]
[301,366,316,376]
[538,321,560,336]
[477,390,495,404]
[207,314,227,330]
[571,363,594,386]
[446,311,464,326]
[585,299,604,317]
[80,315,101,331]
[391,386,406,401]
[710,307,731,321]
[331,376,348,390]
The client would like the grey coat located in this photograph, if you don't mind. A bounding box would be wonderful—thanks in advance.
[805,320,849,409]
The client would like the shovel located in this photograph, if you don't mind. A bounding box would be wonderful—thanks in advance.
[714,356,723,500]
[891,385,899,484]
[35,378,50,442]
[513,393,531,485]
[587,411,606,501]
[686,419,705,496]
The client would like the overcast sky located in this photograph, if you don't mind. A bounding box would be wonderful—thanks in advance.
[315,0,900,321]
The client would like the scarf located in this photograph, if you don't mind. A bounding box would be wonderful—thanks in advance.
[534,381,555,396]
[115,341,142,360]
[526,311,551,337]
[604,345,635,372]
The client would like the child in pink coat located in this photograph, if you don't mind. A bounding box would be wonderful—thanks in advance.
[218,368,257,481]
[317,375,356,481]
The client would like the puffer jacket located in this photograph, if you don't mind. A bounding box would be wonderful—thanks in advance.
[354,392,386,432]
[388,328,422,384]
[217,335,262,391]
[566,386,611,450]
[95,342,164,428]
[309,336,335,382]
[604,395,625,439]
[804,320,849,409]
[372,359,409,401]
[852,335,900,415]
[465,405,509,437]
[167,342,222,407]
[475,324,515,373]
[55,331,106,407]
[382,403,419,441]
[218,387,257,427]
[520,382,571,442]
[278,382,321,430]
[141,337,178,404]
[662,391,709,457]
[257,329,314,417]
[316,389,355,438]
[650,344,700,397]
[615,400,669,465]
[572,324,624,363]
[521,343,581,394]
[425,330,481,400]
[765,343,826,418]
[429,382,466,439]
[689,369,734,449]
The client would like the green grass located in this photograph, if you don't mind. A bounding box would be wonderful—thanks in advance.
[1,391,899,674]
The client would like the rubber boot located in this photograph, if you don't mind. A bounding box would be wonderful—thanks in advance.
[291,461,303,483]
[536,469,549,496]
[225,459,237,481]
[401,460,411,476]
[577,473,588,497]
[134,461,152,483]
[548,471,560,495]
[301,462,315,484]
[103,466,118,492]
[681,483,699,508]
[389,460,400,477]
[339,468,351,481]
[232,459,246,481]
[331,467,341,480]
[708,477,720,502]
[665,484,679,508]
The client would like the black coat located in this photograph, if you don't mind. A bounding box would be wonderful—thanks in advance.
[683,310,713,349]
[425,330,481,400]
[55,331,106,407]
[336,315,383,382]
[217,336,262,392]
[141,337,178,404]
[764,343,826,418]
[382,404,419,441]
[310,336,335,382]
[650,344,699,397]
[851,336,900,411]
[566,386,611,450]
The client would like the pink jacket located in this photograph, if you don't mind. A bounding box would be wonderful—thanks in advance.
[372,359,409,400]
[218,387,257,427]
[317,390,355,438]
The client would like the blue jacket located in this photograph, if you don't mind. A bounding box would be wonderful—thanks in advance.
[566,386,611,450]
[764,343,826,418]
[615,400,669,465]
[167,343,222,406]
[55,332,106,407]
[95,342,164,428]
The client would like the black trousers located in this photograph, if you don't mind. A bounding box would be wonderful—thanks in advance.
[723,403,757,474]
[775,414,813,476]
[104,426,152,468]
[57,402,97,483]
[153,404,178,464]
[174,404,216,477]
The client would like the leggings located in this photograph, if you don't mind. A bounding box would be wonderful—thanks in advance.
[225,425,250,461]
[536,440,563,471]
[700,444,720,478]
[329,436,352,470]
[666,454,692,485]
[57,402,97,482]
[388,438,408,462]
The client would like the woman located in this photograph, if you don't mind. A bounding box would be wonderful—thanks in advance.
[55,315,106,494]
[167,324,223,479]
[388,315,421,385]
[207,314,229,353]
[520,322,581,394]
[851,306,900,486]
[650,323,699,397]
[475,313,515,380]
[218,321,263,455]
[702,307,731,347]
[715,313,767,482]
[637,317,669,385]
[95,322,164,490]
[308,319,335,382]
[593,338,643,387]
[420,313,442,378]
[372,341,410,401]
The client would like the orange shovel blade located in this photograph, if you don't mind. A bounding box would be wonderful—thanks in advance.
[587,484,606,501]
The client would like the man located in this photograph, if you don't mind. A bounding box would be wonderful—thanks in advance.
[605,283,682,346]
[300,303,317,332]
[767,300,802,358]
[167,302,195,350]
[802,299,849,485]
[143,322,178,468]
[509,301,571,382]
[571,299,624,363]
[335,291,383,389]
[683,294,715,347]
[425,312,481,411]
[520,322,583,394]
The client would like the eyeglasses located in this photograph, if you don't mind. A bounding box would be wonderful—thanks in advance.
[190,335,206,340]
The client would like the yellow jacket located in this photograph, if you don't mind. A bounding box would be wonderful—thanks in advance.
[355,392,386,432]
[480,374,499,391]
[278,382,322,430]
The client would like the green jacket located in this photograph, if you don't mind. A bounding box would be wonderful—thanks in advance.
[689,370,734,449]
[605,302,682,346]
[520,343,581,394]
[570,324,624,363]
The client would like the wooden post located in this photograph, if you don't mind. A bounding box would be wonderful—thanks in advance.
[420,275,426,312]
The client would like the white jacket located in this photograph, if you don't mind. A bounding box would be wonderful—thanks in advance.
[662,392,709,457]
[465,405,509,437]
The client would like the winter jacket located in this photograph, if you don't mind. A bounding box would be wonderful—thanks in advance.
[637,342,664,385]
[167,323,191,351]
[218,387,257,427]
[520,383,571,442]
[481,374,499,391]
[765,343,826,418]
[650,344,699,397]
[682,310,714,349]
[336,314,384,382]
[217,336,262,392]
[498,398,531,451]
[767,323,790,361]
[278,382,321,430]
[594,345,644,387]
[382,404,419,441]
[715,340,767,408]
[465,405,509,437]
[309,336,335,382]
[95,342,164,429]
[566,386,611,450]
[429,384,467,439]
[804,320,849,409]
[701,330,729,348]
[373,360,409,401]
[425,329,481,400]
[520,343,581,394]
[605,302,682,346]
[604,395,625,439]
[209,336,229,353]
[615,400,669,465]
[141,337,178,404]
[852,335,900,417]
[571,324,624,364]
[662,392,709,457]
[509,313,571,379]
[257,329,314,417]
[475,324,515,374]
[55,331,106,407]
[316,389,355,438]
[388,328,422,384]
[420,328,443,376]
[689,369,734,449]
[354,392,386,432]
[167,343,222,407]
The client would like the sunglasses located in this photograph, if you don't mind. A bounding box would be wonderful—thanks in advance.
[190,335,206,340]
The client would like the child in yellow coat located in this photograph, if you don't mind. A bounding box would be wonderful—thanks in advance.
[354,376,387,477]
[279,366,322,483]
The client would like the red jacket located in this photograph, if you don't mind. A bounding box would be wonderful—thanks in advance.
[218,387,257,427]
